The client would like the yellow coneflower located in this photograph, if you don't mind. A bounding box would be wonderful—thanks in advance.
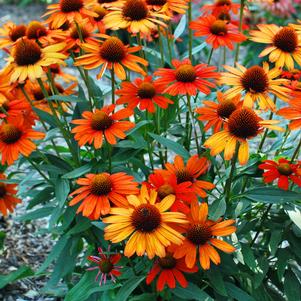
[0,22,27,49]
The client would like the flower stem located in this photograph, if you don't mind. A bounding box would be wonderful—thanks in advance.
[234,0,245,64]
[207,47,214,65]
[291,136,301,162]
[225,144,239,203]
[188,1,193,62]
[111,68,115,105]
[26,156,53,186]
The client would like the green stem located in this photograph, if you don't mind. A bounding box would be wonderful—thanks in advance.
[291,136,301,162]
[225,144,239,203]
[26,157,53,186]
[188,1,193,62]
[234,0,245,64]
[111,68,115,105]
[207,48,214,65]
[157,26,165,66]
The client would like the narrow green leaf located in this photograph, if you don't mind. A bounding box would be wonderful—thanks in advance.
[62,163,93,179]
[241,243,257,270]
[209,198,226,220]
[173,283,213,301]
[0,266,34,289]
[115,276,145,301]
[17,206,55,221]
[284,270,301,301]
[225,282,255,301]
[55,178,70,207]
[174,14,187,40]
[47,95,82,102]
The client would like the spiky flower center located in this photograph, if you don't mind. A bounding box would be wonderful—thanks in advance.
[210,20,228,36]
[137,82,156,99]
[9,25,27,42]
[241,66,269,93]
[228,108,259,139]
[146,0,167,5]
[0,183,6,198]
[32,86,46,100]
[94,5,107,21]
[123,0,149,21]
[100,37,126,62]
[216,0,231,6]
[0,124,22,144]
[217,11,231,22]
[98,0,116,3]
[176,169,193,184]
[132,204,161,232]
[273,27,298,53]
[277,163,292,176]
[217,101,236,119]
[175,64,196,83]
[187,224,212,245]
[158,253,177,269]
[91,111,114,131]
[91,173,112,195]
[60,0,84,13]
[13,39,42,66]
[26,21,47,39]
[157,184,174,199]
[99,259,114,273]
[49,64,60,74]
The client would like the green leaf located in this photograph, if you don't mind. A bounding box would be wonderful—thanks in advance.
[277,248,290,281]
[284,270,301,301]
[174,14,187,40]
[209,198,226,220]
[148,133,190,159]
[33,107,57,128]
[0,231,5,250]
[17,206,55,221]
[206,267,228,296]
[225,282,255,301]
[115,276,145,301]
[172,283,213,301]
[182,42,206,59]
[47,95,82,102]
[269,230,282,256]
[285,206,301,230]
[241,243,257,270]
[67,217,91,235]
[243,187,301,203]
[62,163,93,179]
[55,178,70,207]
[0,266,34,289]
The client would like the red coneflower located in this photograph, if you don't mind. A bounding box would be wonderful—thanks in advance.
[277,98,301,130]
[202,0,240,16]
[154,59,219,96]
[71,104,135,149]
[259,158,301,190]
[69,172,139,219]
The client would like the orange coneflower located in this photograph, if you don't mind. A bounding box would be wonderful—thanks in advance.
[95,0,122,8]
[146,0,188,15]
[71,104,134,148]
[277,98,301,130]
[88,3,108,33]
[190,15,246,50]
[69,172,139,219]
[259,158,301,190]
[0,22,27,49]
[146,249,198,291]
[173,201,236,269]
[103,0,169,35]
[7,38,66,83]
[0,174,21,216]
[158,155,215,199]
[148,172,194,213]
[0,98,33,123]
[220,62,290,111]
[249,24,301,70]
[154,59,219,96]
[195,92,242,133]
[204,107,284,165]
[75,35,148,80]
[116,75,173,113]
[43,0,97,29]
[47,64,77,83]
[202,0,240,16]
[103,185,188,259]
[0,119,45,165]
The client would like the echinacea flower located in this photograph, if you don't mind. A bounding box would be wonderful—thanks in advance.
[277,98,301,130]
[204,107,284,165]
[71,104,134,148]
[7,38,66,83]
[148,172,194,213]
[47,64,78,83]
[190,15,246,50]
[173,201,236,269]
[69,172,139,219]
[0,174,21,216]
[154,59,219,96]
[202,0,240,16]
[249,24,301,70]
[259,158,301,190]
[146,250,198,291]
[116,75,173,113]
[75,35,148,80]
[0,22,27,49]
[103,0,169,35]
[89,3,108,33]
[146,0,188,15]
[43,0,97,29]
[0,119,45,165]
[0,98,33,123]
[158,155,215,199]
[87,246,122,285]
[220,62,290,111]
[103,185,188,259]
[195,92,242,133]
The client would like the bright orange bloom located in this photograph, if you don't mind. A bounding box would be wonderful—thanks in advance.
[146,0,188,15]
[173,201,236,269]
[154,59,219,96]
[0,119,45,165]
[0,22,27,49]
[190,15,246,50]
[146,250,198,291]
[88,3,108,33]
[0,174,21,216]
[259,158,301,190]
[47,64,78,83]
[43,0,97,29]
[75,35,148,80]
[277,98,301,130]
[202,0,240,15]
[116,76,173,113]
[159,155,215,199]
[71,104,134,148]
[148,172,194,213]
[103,0,169,35]
[204,108,284,165]
[249,24,301,70]
[69,172,139,219]
[195,92,242,133]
